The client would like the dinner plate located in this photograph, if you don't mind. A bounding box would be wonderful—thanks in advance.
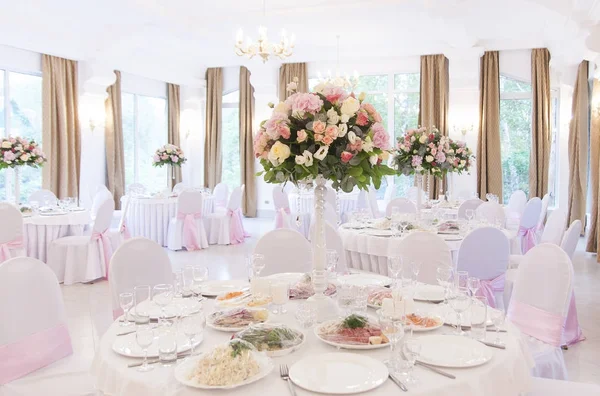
[112,331,202,358]
[134,298,200,320]
[265,272,305,284]
[413,284,445,302]
[39,211,68,216]
[174,349,274,389]
[314,320,389,350]
[338,273,392,287]
[68,207,86,212]
[289,352,388,394]
[201,280,250,297]
[363,229,393,237]
[207,309,268,332]
[413,335,493,368]
[343,222,365,230]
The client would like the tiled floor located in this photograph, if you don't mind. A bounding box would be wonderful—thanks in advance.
[61,218,600,388]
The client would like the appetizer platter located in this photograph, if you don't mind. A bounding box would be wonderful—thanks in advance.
[207,308,269,332]
[315,314,389,350]
[289,273,336,300]
[366,288,393,309]
[231,324,305,357]
[215,291,271,309]
[405,313,444,332]
[437,220,460,234]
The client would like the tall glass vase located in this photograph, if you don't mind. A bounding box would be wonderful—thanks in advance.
[415,174,423,211]
[13,167,20,205]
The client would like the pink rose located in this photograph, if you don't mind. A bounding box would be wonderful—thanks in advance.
[3,151,16,161]
[322,136,334,145]
[285,92,323,115]
[315,133,324,142]
[278,125,291,139]
[171,155,179,163]
[356,111,369,126]
[371,122,390,150]
[153,155,160,162]
[411,155,423,167]
[431,148,437,156]
[325,125,339,139]
[161,154,168,160]
[347,140,363,152]
[361,103,382,123]
[264,112,290,140]
[312,120,326,134]
[341,151,354,163]
[322,85,348,104]
[297,129,308,143]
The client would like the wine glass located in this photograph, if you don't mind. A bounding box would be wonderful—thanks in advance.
[173,270,183,298]
[410,261,421,285]
[326,250,339,279]
[134,285,151,322]
[467,277,481,297]
[192,266,209,299]
[181,312,206,358]
[465,209,475,222]
[119,292,134,326]
[490,310,506,346]
[182,266,194,297]
[251,254,266,278]
[135,324,155,372]
[270,281,290,314]
[377,310,405,373]
[456,271,469,289]
[387,256,403,289]
[448,287,471,335]
[403,338,422,384]
[153,284,174,320]
[436,266,454,304]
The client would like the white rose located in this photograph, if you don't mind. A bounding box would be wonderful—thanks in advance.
[369,154,378,165]
[268,141,291,166]
[347,131,358,144]
[358,92,366,101]
[313,82,326,94]
[314,145,329,161]
[274,101,290,114]
[20,154,30,161]
[327,108,340,125]
[411,136,416,142]
[1,141,11,148]
[419,135,427,144]
[340,97,360,116]
[303,150,314,166]
[295,154,306,165]
[166,149,173,154]
[340,114,350,123]
[338,123,348,137]
[425,155,434,163]
[460,159,466,166]
[362,137,374,152]
[447,149,454,154]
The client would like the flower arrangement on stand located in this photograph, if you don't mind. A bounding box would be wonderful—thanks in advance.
[152,144,187,181]
[0,137,47,204]
[255,78,396,321]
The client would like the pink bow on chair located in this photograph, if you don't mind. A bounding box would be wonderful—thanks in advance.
[562,291,586,346]
[0,236,24,264]
[275,207,291,229]
[475,273,505,308]
[228,208,247,245]
[517,226,537,254]
[507,300,565,347]
[120,224,131,240]
[177,212,203,251]
[92,229,113,279]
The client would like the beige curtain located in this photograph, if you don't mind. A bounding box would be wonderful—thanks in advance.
[239,66,256,217]
[567,61,589,234]
[204,68,223,189]
[477,51,503,202]
[418,54,449,199]
[104,71,125,209]
[587,79,600,259]
[168,83,182,189]
[530,48,552,198]
[279,63,308,101]
[41,55,81,199]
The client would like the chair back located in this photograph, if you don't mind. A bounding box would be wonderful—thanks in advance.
[0,257,72,384]
[254,229,312,276]
[172,182,188,195]
[0,203,23,246]
[325,186,337,209]
[367,186,380,218]
[28,189,57,206]
[519,198,542,229]
[117,195,132,232]
[394,232,452,284]
[475,202,506,225]
[538,193,550,227]
[272,186,290,210]
[507,190,527,216]
[177,190,204,215]
[213,182,229,207]
[92,199,115,234]
[407,186,427,202]
[560,220,582,260]
[227,185,244,211]
[356,190,369,210]
[127,183,146,195]
[540,209,566,245]
[91,186,113,216]
[457,199,483,219]
[386,198,417,216]
[310,203,338,230]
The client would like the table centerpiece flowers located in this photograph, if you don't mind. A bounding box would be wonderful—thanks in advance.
[0,136,47,204]
[152,144,187,180]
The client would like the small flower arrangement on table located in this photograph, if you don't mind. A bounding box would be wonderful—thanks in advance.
[0,136,46,169]
[152,144,187,167]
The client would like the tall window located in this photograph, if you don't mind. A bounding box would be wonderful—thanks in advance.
[122,93,167,190]
[221,90,240,188]
[0,70,43,202]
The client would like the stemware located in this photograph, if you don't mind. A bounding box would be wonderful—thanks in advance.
[456,271,469,289]
[436,266,454,304]
[192,266,209,299]
[153,284,174,320]
[181,312,206,358]
[270,281,290,314]
[467,277,481,297]
[326,249,339,279]
[295,302,317,328]
[448,287,471,335]
[134,285,151,321]
[135,324,155,372]
[182,266,194,297]
[251,254,266,278]
[465,209,475,223]
[403,338,422,384]
[490,310,506,346]
[377,310,405,373]
[119,292,134,326]
[173,270,183,298]
[387,256,403,289]
[410,261,421,285]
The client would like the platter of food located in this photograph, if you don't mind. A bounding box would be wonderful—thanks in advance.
[232,324,305,357]
[315,314,389,349]
[207,308,269,332]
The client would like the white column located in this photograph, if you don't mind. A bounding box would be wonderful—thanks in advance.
[180,81,206,188]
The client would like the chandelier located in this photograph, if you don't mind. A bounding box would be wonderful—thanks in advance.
[316,35,359,90]
[234,0,295,63]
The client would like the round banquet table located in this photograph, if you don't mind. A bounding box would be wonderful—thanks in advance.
[22,210,92,263]
[122,196,215,247]
[91,297,533,396]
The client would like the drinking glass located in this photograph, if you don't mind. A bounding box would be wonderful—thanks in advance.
[403,338,422,384]
[153,284,174,320]
[295,302,317,328]
[456,271,469,289]
[182,266,194,297]
[251,254,266,278]
[465,209,475,222]
[326,250,339,279]
[134,285,151,321]
[173,270,183,298]
[119,292,134,326]
[192,266,209,298]
[470,296,488,341]
[270,281,289,314]
[448,287,471,335]
[181,312,206,357]
[31,201,40,214]
[352,286,369,315]
[490,310,506,345]
[157,325,178,366]
[387,256,403,289]
[337,283,355,316]
[410,261,421,285]
[401,261,413,288]
[436,266,454,304]
[377,310,405,373]
[467,277,481,297]
[399,214,411,236]
[135,324,155,372]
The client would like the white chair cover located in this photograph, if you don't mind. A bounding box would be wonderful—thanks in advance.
[273,186,292,229]
[367,186,381,218]
[47,199,115,285]
[511,198,542,255]
[127,183,146,195]
[539,209,566,246]
[204,185,247,245]
[91,186,113,217]
[254,229,312,276]
[172,182,188,195]
[527,378,600,396]
[508,243,571,380]
[385,198,417,216]
[108,194,132,251]
[0,203,25,264]
[536,194,550,236]
[507,190,527,217]
[28,189,57,206]
[457,227,509,309]
[560,220,582,260]
[392,232,452,285]
[475,202,506,226]
[212,182,229,210]
[309,223,349,274]
[457,199,483,219]
[109,237,173,318]
[167,190,209,251]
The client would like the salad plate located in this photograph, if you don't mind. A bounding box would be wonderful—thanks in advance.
[405,313,444,332]
[112,331,201,358]
[232,324,306,357]
[289,352,388,394]
[338,273,392,287]
[363,229,393,237]
[413,284,445,303]
[207,308,269,332]
[201,280,249,297]
[214,291,271,309]
[414,335,493,368]
[315,314,389,350]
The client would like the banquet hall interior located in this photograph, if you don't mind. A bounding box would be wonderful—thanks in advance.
[2,0,600,395]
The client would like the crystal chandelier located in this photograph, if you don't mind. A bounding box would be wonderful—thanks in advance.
[317,35,359,90]
[234,0,295,63]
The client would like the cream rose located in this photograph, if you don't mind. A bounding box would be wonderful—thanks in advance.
[419,135,427,144]
[340,114,350,123]
[1,141,11,149]
[340,97,360,116]
[314,145,329,161]
[327,108,340,125]
[274,102,290,114]
[425,155,434,163]
[338,123,348,137]
[268,141,291,166]
[358,92,366,101]
[20,153,30,161]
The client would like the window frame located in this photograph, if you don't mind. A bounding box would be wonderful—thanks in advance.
[220,89,241,188]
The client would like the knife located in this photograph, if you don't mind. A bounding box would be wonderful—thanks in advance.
[127,353,191,368]
[388,373,408,391]
[415,361,456,379]
[479,340,506,349]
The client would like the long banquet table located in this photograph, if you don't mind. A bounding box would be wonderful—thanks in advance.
[92,297,533,396]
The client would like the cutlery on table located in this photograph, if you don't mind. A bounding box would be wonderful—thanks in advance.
[280,364,297,396]
[415,361,456,379]
[443,323,507,332]
[127,353,191,368]
[479,340,506,350]
[388,373,408,392]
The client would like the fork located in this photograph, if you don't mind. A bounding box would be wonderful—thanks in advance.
[280,364,297,396]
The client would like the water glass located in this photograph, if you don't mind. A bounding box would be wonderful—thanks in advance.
[403,338,422,384]
[467,277,481,297]
[270,281,289,314]
[326,250,339,279]
[465,209,475,222]
[436,266,454,304]
[470,296,488,341]
[119,292,134,326]
[251,254,266,278]
[388,256,403,289]
[352,286,369,315]
[192,266,209,297]
[173,270,183,298]
[134,285,151,322]
[182,266,194,297]
[490,309,506,345]
[449,287,471,335]
[181,312,206,357]
[377,310,405,373]
[153,284,174,320]
[157,325,178,366]
[456,271,469,289]
[295,302,317,328]
[337,283,355,316]
[135,324,155,372]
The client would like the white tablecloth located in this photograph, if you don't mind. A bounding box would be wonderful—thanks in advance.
[289,192,358,223]
[92,298,533,396]
[122,196,215,247]
[22,210,92,263]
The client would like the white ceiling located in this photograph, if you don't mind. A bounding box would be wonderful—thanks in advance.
[1,0,599,84]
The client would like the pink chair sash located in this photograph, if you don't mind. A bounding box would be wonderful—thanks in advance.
[120,224,131,240]
[562,291,586,346]
[0,236,24,264]
[275,207,291,229]
[177,212,203,251]
[475,273,505,308]
[518,226,537,254]
[0,324,73,385]
[228,208,246,245]
[507,300,564,347]
[92,229,113,279]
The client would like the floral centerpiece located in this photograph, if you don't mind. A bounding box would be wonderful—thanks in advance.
[1,137,47,204]
[152,144,187,168]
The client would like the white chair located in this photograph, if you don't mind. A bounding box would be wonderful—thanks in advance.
[91,185,114,217]
[536,194,550,239]
[254,229,312,276]
[47,199,114,285]
[386,198,417,217]
[309,203,338,234]
[539,209,566,246]
[167,190,209,251]
[172,182,188,195]
[511,198,542,255]
[527,378,600,396]
[0,203,25,264]
[507,243,571,380]
[28,189,57,206]
[0,257,93,393]
[392,233,452,284]
[204,185,247,245]
[309,223,349,274]
[212,182,229,212]
[560,220,582,260]
[108,194,132,252]
[505,190,527,228]
[407,186,427,203]
[457,199,483,219]
[456,227,510,309]
[127,183,146,195]
[273,186,292,229]
[367,186,381,218]
[325,186,337,210]
[475,201,506,226]
[109,238,173,319]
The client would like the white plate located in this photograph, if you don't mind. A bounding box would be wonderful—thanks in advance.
[207,309,268,332]
[314,320,389,350]
[338,273,392,287]
[265,272,305,284]
[112,331,201,358]
[363,229,393,237]
[201,280,249,297]
[441,303,494,327]
[39,211,68,216]
[406,314,444,332]
[134,298,200,320]
[289,352,388,394]
[413,284,445,302]
[413,335,493,368]
[174,349,274,390]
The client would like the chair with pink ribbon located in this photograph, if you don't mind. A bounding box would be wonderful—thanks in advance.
[166,190,209,251]
[510,197,541,255]
[507,243,572,380]
[47,199,114,285]
[457,198,483,220]
[505,189,527,229]
[212,182,229,212]
[109,238,173,319]
[0,256,94,393]
[475,201,507,227]
[272,185,292,229]
[535,193,550,240]
[457,226,510,310]
[109,194,133,252]
[205,185,248,245]
[0,202,26,265]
